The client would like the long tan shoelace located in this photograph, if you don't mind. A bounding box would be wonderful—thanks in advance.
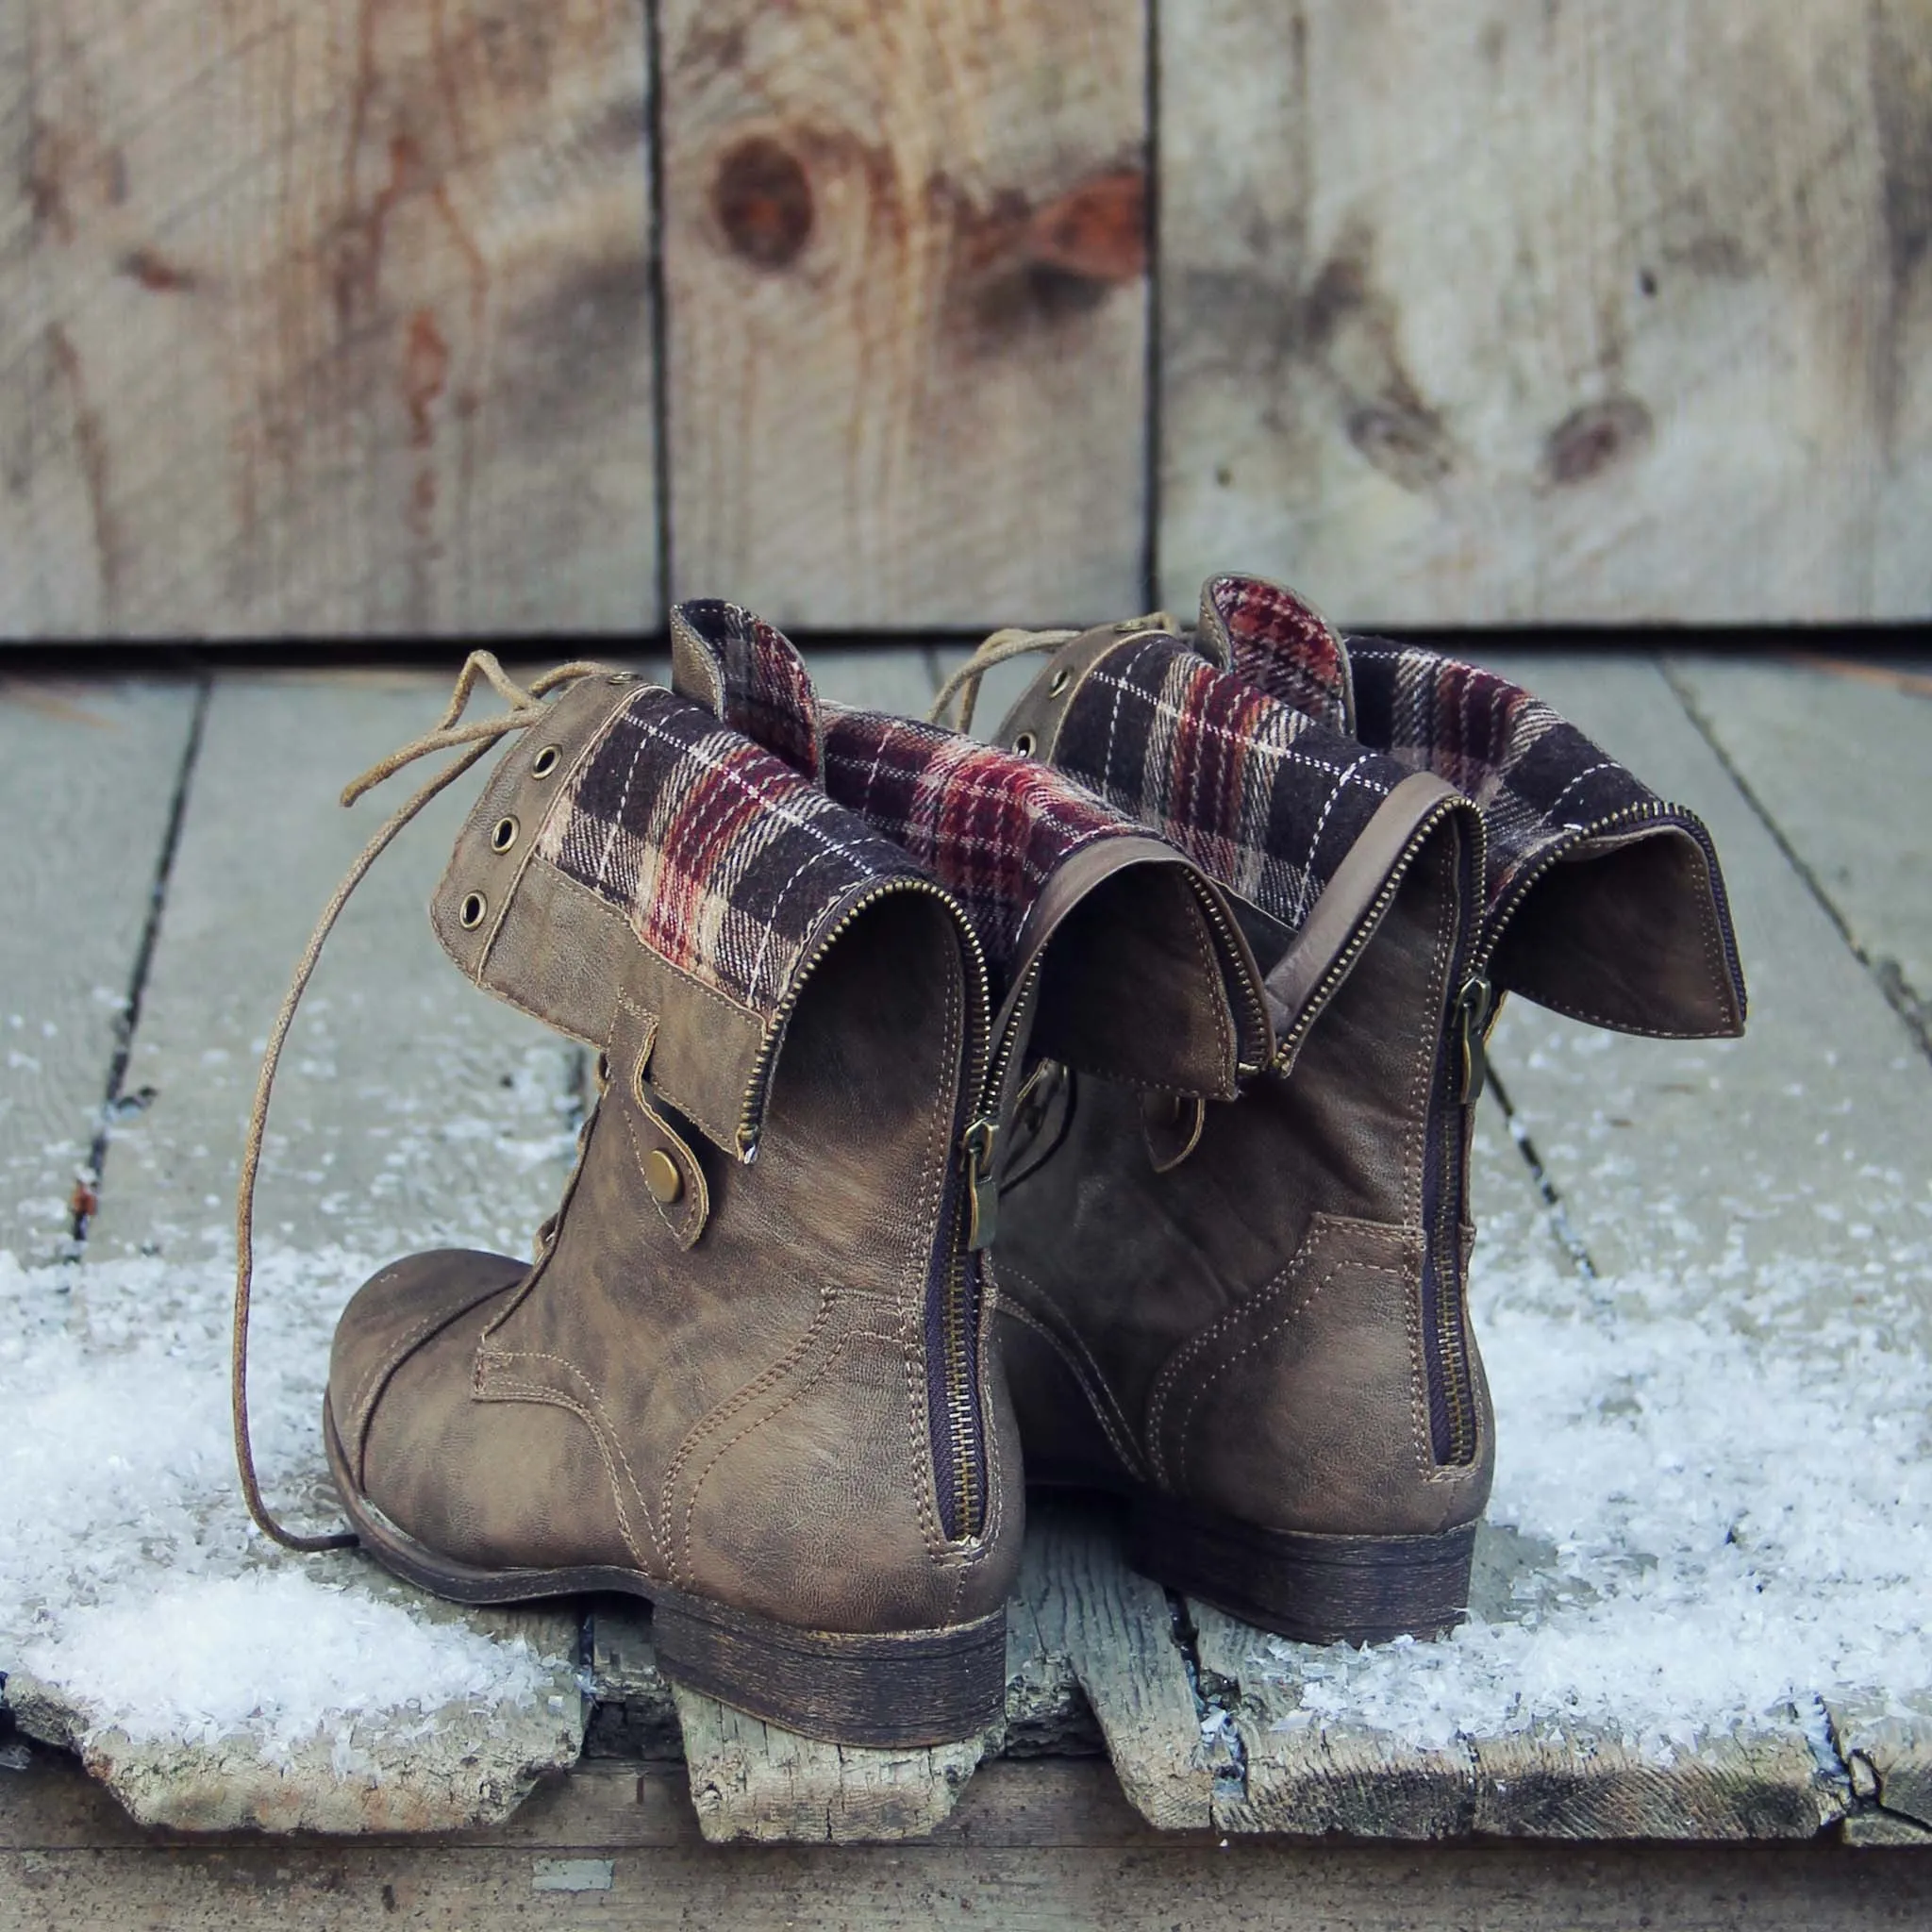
[927,613,1175,737]
[230,652,613,1552]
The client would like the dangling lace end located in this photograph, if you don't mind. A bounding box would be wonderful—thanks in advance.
[233,650,618,1555]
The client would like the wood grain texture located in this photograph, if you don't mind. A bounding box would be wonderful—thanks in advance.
[0,0,658,637]
[657,0,1148,628]
[10,1773,1932,1932]
[0,677,197,1262]
[1158,0,1932,625]
[669,1688,991,1844]
[1008,1502,1220,1830]
[1194,1593,1845,1840]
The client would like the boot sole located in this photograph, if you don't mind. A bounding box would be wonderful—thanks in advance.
[322,1396,1006,1748]
[1129,1491,1476,1645]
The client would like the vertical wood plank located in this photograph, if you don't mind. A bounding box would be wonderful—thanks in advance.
[0,678,198,1262]
[0,0,658,637]
[658,0,1149,628]
[1157,0,1932,625]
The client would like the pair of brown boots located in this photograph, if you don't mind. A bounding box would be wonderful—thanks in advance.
[232,579,1743,1749]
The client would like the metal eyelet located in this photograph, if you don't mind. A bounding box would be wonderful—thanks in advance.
[1048,667,1072,697]
[458,891,488,930]
[1012,731,1037,757]
[491,814,520,853]
[594,1050,611,1091]
[531,745,561,779]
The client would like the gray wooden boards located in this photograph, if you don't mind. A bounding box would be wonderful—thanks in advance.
[0,0,658,636]
[2,1565,583,1836]
[9,1,1926,634]
[14,1757,1932,1932]
[3,668,594,1833]
[0,677,198,1263]
[1667,655,1932,1055]
[1474,650,1932,1841]
[91,670,584,1263]
[1157,0,1932,625]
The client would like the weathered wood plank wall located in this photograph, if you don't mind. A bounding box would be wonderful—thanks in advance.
[2,0,1926,636]
[1,0,658,636]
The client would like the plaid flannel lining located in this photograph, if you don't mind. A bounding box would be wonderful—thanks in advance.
[1051,632,1417,936]
[822,708,1134,977]
[536,685,919,1024]
[1208,575,1354,737]
[1343,639,1685,925]
[676,598,823,781]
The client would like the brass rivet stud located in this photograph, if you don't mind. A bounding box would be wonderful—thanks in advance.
[1048,667,1071,697]
[643,1149,683,1206]
[1013,731,1037,757]
[458,891,488,930]
[491,814,520,853]
[531,745,561,778]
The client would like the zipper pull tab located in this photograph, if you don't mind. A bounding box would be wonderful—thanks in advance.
[962,1116,1000,1251]
[1456,974,1493,1104]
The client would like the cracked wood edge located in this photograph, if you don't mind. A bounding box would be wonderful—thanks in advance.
[670,1688,992,1845]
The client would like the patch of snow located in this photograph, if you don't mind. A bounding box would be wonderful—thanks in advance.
[0,1243,567,1764]
[1255,1233,1932,1760]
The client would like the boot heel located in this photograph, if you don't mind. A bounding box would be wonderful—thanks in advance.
[649,1588,1007,1749]
[1130,1493,1475,1645]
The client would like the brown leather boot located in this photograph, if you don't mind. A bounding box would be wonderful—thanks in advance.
[941,584,1743,1646]
[235,610,1263,1747]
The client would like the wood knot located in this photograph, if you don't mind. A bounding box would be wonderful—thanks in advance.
[713,137,813,269]
[1544,396,1653,487]
[1023,168,1146,284]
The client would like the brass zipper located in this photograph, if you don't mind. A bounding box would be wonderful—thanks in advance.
[739,875,999,1543]
[1185,874,1274,1076]
[1269,796,1481,1073]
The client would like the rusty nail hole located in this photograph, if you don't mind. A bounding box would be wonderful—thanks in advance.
[491,815,520,853]
[531,745,561,778]
[459,891,488,930]
[713,136,813,271]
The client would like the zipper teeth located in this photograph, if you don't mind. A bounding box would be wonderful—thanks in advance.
[1473,797,1720,974]
[737,873,998,1542]
[1271,797,1486,1071]
[943,952,1044,1537]
[1185,875,1273,1074]
[1436,796,1725,1465]
[736,876,991,1152]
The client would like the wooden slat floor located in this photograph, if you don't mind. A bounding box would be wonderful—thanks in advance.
[2,642,1929,1924]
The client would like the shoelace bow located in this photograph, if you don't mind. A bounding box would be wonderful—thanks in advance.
[231,652,615,1552]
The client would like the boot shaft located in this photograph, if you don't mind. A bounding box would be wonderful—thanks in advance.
[1197,573,1747,1039]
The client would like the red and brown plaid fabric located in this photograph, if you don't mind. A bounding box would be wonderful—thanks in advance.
[535,684,924,1024]
[1197,575,1738,954]
[1203,574,1355,737]
[1050,629,1423,934]
[819,709,1136,975]
[667,599,1153,988]
[675,598,823,781]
